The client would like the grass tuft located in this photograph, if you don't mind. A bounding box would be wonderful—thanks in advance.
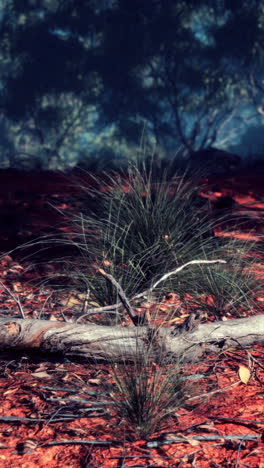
[110,350,186,439]
[65,159,219,309]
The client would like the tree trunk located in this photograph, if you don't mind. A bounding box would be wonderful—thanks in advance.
[0,315,263,363]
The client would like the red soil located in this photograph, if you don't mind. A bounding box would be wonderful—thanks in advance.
[0,169,263,467]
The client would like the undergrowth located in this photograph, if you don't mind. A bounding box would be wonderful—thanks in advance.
[61,161,220,308]
[49,157,263,319]
[110,350,186,439]
[20,155,263,439]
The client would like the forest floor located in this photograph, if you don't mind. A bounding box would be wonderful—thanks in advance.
[0,168,263,467]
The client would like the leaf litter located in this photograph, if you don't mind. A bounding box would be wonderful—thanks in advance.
[0,169,263,467]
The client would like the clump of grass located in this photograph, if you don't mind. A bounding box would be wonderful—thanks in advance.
[16,154,263,439]
[110,349,186,439]
[19,153,263,326]
[65,158,219,308]
[174,240,264,319]
[38,155,262,324]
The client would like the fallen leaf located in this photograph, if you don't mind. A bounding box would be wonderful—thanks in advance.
[183,436,201,447]
[238,365,251,384]
[32,371,52,379]
[88,378,102,385]
[12,282,22,291]
[3,387,19,396]
[102,260,112,266]
[49,314,58,321]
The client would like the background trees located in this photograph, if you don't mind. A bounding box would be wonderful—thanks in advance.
[0,0,263,169]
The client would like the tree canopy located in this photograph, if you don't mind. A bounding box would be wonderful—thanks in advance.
[0,0,263,169]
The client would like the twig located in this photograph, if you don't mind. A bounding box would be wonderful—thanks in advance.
[186,380,240,401]
[74,281,91,322]
[79,259,227,322]
[133,259,227,300]
[40,386,109,397]
[225,338,264,370]
[149,259,227,292]
[96,267,139,325]
[177,443,225,467]
[0,416,73,423]
[38,292,54,319]
[46,397,113,406]
[42,439,119,447]
[77,302,123,315]
[208,416,264,426]
[75,309,120,323]
[81,282,91,315]
[147,434,260,448]
[0,280,25,318]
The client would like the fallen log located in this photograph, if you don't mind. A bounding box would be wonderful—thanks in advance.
[0,314,263,363]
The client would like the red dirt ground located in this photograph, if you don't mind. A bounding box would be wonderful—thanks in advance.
[0,168,263,468]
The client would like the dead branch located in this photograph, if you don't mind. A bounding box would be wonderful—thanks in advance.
[147,433,261,448]
[146,259,227,294]
[0,314,263,364]
[84,259,227,318]
[95,267,139,325]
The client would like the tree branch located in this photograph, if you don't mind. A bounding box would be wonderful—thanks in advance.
[95,267,140,325]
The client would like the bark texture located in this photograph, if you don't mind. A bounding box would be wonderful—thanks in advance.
[0,315,263,363]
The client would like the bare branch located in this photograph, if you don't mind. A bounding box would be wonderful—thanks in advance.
[0,280,25,319]
[133,259,227,301]
[76,260,227,320]
[95,267,140,325]
[0,314,263,364]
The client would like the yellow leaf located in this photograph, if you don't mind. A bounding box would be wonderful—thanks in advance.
[183,436,201,447]
[49,314,58,321]
[65,294,100,308]
[88,378,102,385]
[102,260,112,266]
[66,295,83,307]
[238,365,250,384]
[32,371,51,379]
[3,387,19,396]
[87,301,101,307]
